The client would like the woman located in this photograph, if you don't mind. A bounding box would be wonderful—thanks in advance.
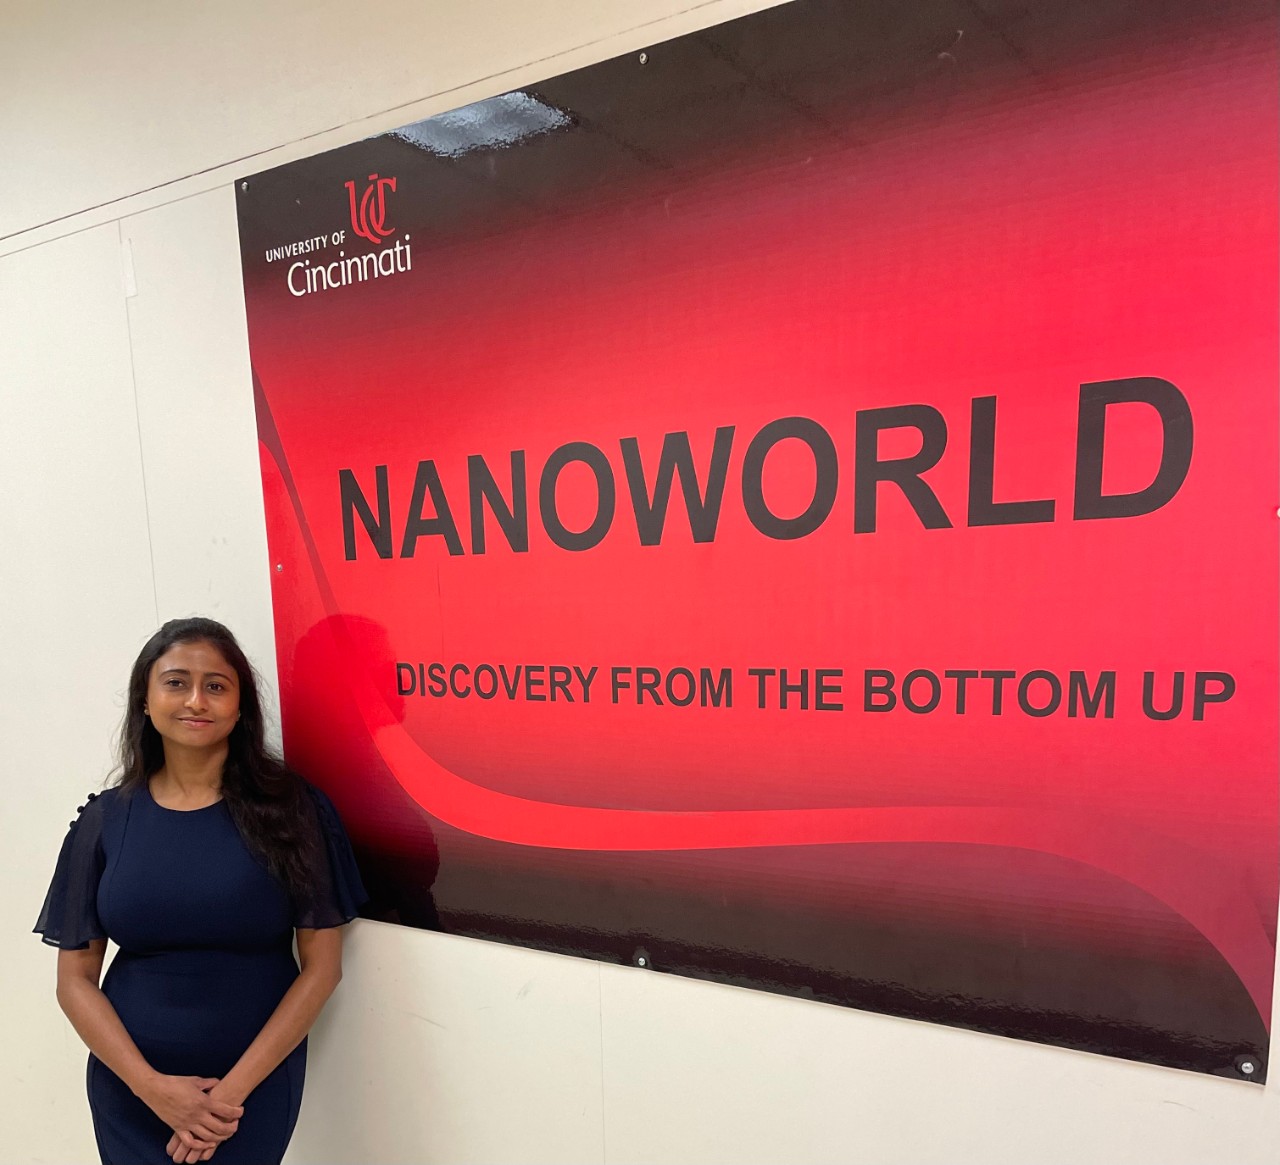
[34,617,366,1164]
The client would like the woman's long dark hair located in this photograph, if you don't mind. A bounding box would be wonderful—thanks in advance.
[115,617,320,901]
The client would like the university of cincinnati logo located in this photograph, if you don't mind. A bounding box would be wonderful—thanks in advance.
[267,174,413,298]
[345,173,397,244]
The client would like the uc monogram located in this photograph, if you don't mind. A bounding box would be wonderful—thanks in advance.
[346,174,397,245]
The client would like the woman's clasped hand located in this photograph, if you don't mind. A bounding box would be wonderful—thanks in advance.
[142,1073,243,1162]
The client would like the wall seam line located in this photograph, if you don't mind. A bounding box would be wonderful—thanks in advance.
[117,220,162,626]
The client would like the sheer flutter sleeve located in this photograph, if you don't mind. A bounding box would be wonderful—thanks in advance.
[34,791,109,949]
[293,783,368,930]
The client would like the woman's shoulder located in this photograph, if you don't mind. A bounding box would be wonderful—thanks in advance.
[295,777,346,832]
[288,777,367,925]
[63,784,127,831]
[291,777,359,855]
[296,776,334,806]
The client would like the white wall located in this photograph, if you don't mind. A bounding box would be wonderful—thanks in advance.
[2,2,1278,1162]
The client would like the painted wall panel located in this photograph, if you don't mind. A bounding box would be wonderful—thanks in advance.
[0,0,782,243]
[289,924,605,1164]
[598,965,1277,1165]
[121,189,280,708]
[0,225,161,1163]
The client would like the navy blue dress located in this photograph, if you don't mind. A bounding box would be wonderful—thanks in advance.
[35,782,366,1165]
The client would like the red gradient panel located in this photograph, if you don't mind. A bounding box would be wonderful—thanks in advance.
[239,1,1278,1076]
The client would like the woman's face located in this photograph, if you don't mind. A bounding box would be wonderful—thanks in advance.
[145,640,241,754]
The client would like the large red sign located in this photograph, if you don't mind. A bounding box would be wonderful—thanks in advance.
[237,0,1278,1078]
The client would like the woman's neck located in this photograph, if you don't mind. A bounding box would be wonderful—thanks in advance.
[150,743,228,808]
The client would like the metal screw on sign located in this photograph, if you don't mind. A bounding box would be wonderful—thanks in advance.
[637,957,647,966]
[1233,1052,1262,1080]
[639,52,648,64]
[632,947,652,969]
[240,181,249,192]
[275,564,283,572]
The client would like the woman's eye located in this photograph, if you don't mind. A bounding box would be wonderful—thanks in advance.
[208,683,224,693]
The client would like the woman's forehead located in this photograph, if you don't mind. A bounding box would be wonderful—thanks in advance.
[152,640,237,678]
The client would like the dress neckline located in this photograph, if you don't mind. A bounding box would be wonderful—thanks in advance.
[145,780,224,814]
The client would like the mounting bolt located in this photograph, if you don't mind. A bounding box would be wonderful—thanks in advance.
[639,52,648,64]
[275,563,283,572]
[1241,1060,1257,1076]
[637,956,647,967]
[240,180,249,191]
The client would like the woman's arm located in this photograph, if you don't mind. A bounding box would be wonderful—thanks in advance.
[213,927,345,1106]
[56,944,244,1142]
